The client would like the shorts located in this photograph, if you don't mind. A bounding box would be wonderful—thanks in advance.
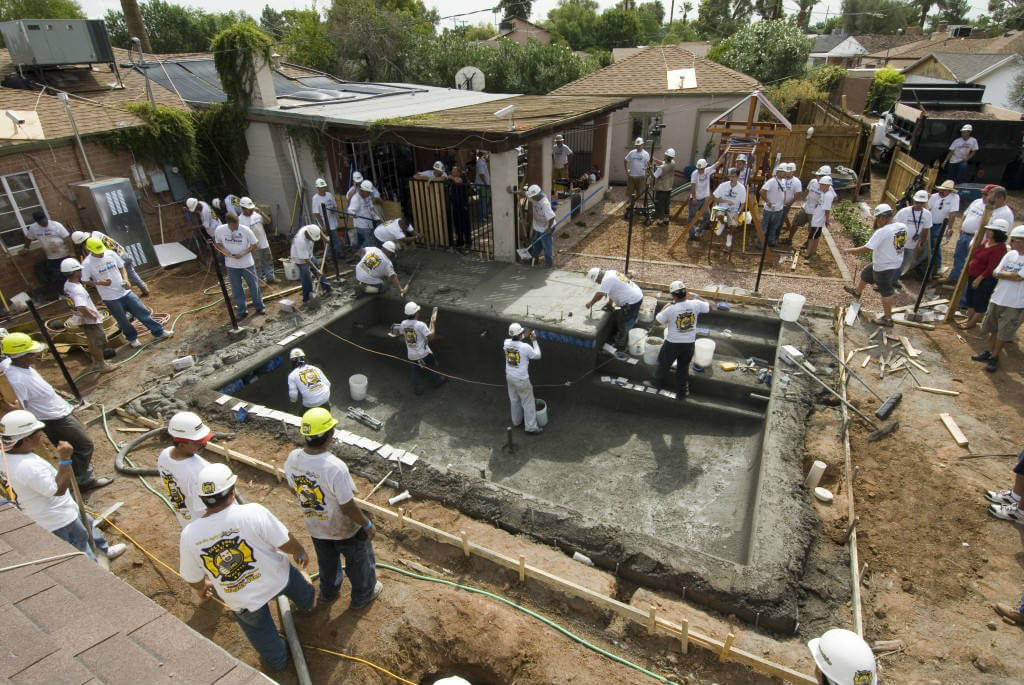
[791,209,811,229]
[82,322,106,351]
[860,265,901,297]
[964,276,997,313]
[1013,449,1024,476]
[981,303,1024,342]
[808,224,824,240]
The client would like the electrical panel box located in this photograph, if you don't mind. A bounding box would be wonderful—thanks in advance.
[0,19,114,67]
[71,178,157,270]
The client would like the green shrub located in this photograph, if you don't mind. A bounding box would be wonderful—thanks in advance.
[809,64,845,94]
[868,67,904,113]
[833,200,872,250]
[763,79,827,120]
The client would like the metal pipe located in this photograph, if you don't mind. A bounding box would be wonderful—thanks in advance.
[58,92,95,181]
[210,252,241,331]
[624,194,637,274]
[277,595,312,685]
[26,301,80,400]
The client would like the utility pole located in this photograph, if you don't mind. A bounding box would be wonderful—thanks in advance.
[120,0,151,53]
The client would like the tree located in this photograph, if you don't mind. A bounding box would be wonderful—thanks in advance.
[594,7,643,48]
[867,66,904,112]
[756,0,785,20]
[708,19,811,84]
[461,22,496,40]
[1009,69,1024,111]
[210,22,272,106]
[259,5,285,40]
[662,19,700,41]
[105,0,252,53]
[0,0,83,22]
[809,15,841,32]
[695,0,750,38]
[990,0,1024,30]
[325,0,436,82]
[280,8,336,73]
[635,1,667,43]
[935,0,970,24]
[840,0,918,33]
[545,0,600,50]
[795,0,818,29]
[499,0,532,20]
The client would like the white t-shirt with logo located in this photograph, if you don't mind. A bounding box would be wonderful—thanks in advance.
[179,502,292,613]
[348,193,376,231]
[598,270,643,307]
[503,339,541,381]
[530,195,555,233]
[0,451,79,532]
[802,179,822,213]
[311,192,339,230]
[761,176,787,211]
[355,247,394,285]
[63,280,101,325]
[81,252,127,302]
[866,221,907,271]
[893,206,934,248]
[690,168,713,200]
[552,144,573,168]
[991,250,1024,309]
[215,225,258,269]
[290,231,315,263]
[24,220,70,260]
[287,364,331,407]
[400,319,431,361]
[157,447,211,528]
[948,136,979,164]
[224,196,243,216]
[928,192,960,225]
[783,176,802,205]
[238,211,269,250]
[199,201,218,238]
[656,299,711,343]
[625,149,650,177]
[3,364,71,420]
[374,220,406,244]
[811,189,837,228]
[713,181,746,212]
[283,449,361,541]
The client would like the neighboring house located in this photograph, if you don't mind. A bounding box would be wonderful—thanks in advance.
[903,52,1024,112]
[550,44,759,183]
[808,33,918,68]
[866,30,1024,69]
[613,42,711,63]
[485,17,551,45]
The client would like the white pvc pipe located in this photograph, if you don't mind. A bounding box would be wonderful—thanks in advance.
[804,460,827,490]
[277,595,312,685]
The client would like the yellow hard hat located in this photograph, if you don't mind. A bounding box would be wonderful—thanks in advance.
[300,407,338,437]
[85,236,106,255]
[2,332,43,357]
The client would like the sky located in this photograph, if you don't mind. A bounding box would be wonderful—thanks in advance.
[77,0,988,31]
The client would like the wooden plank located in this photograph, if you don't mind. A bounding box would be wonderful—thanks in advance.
[915,386,960,396]
[899,336,920,358]
[821,225,852,284]
[906,357,930,374]
[939,413,969,447]
[891,298,948,314]
[893,318,935,330]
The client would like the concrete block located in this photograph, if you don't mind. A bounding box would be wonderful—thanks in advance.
[171,355,195,371]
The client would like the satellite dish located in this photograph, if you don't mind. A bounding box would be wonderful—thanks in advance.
[455,66,486,92]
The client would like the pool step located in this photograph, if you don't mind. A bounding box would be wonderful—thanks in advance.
[589,377,766,422]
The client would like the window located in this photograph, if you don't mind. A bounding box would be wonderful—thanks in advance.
[0,171,47,251]
[629,112,663,147]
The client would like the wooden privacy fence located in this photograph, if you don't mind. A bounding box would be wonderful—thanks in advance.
[881,150,938,207]
[772,101,872,192]
[409,178,451,248]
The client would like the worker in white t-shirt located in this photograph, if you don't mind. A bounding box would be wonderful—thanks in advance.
[584,267,643,355]
[70,229,150,296]
[417,161,448,181]
[475,151,491,221]
[805,175,836,260]
[22,210,72,295]
[223,194,243,217]
[373,217,416,248]
[158,411,213,527]
[525,185,556,267]
[503,323,542,434]
[943,123,979,183]
[287,347,332,410]
[285,408,382,607]
[186,197,220,242]
[399,301,446,395]
[290,224,331,303]
[0,409,125,562]
[238,197,274,283]
[552,134,573,192]
[624,138,651,215]
[348,180,382,249]
[894,190,934,276]
[310,178,345,259]
[61,258,112,374]
[972,225,1024,373]
[948,184,1013,284]
[712,169,746,255]
[782,162,803,221]
[714,152,752,187]
[355,241,403,295]
[758,166,788,247]
[654,281,710,399]
[214,213,265,319]
[688,158,717,239]
[782,165,829,245]
[927,180,961,275]
[180,462,314,673]
[843,204,908,327]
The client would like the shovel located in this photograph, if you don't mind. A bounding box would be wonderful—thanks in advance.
[795,362,899,442]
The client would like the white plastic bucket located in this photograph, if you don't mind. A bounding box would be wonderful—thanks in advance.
[280,258,301,281]
[638,296,657,324]
[694,338,715,368]
[779,293,806,322]
[628,328,646,357]
[535,399,549,427]
[644,336,663,365]
[348,374,368,401]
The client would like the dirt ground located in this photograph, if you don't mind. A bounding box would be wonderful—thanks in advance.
[6,175,1024,684]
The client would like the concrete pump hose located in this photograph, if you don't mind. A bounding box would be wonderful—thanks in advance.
[114,428,164,476]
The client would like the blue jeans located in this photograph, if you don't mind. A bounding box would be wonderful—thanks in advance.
[298,262,331,302]
[326,228,344,260]
[311,534,377,606]
[233,563,314,672]
[761,209,785,246]
[255,247,275,282]
[227,266,264,316]
[123,255,147,290]
[614,300,642,349]
[529,230,553,267]
[52,514,109,562]
[948,161,968,183]
[356,225,374,250]
[410,353,444,394]
[688,198,710,238]
[929,222,947,274]
[949,232,974,283]
[104,291,164,342]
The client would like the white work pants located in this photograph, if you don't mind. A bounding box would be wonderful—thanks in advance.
[507,376,538,432]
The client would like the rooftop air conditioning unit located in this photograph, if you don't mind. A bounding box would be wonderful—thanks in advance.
[949,25,972,38]
[0,19,114,67]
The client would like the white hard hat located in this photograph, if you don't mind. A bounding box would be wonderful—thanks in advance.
[289,347,306,359]
[239,196,256,209]
[525,184,542,198]
[669,280,686,295]
[696,158,708,169]
[815,165,831,176]
[185,197,199,212]
[315,178,328,188]
[360,180,374,192]
[912,189,929,203]
[0,328,7,338]
[404,301,421,316]
[167,411,212,442]
[786,162,797,172]
[586,267,602,282]
[986,218,1010,232]
[302,224,322,241]
[664,148,675,158]
[352,171,364,183]
[873,203,893,216]
[432,678,472,685]
[807,629,877,685]
[0,409,46,445]
[634,137,644,145]
[71,230,89,245]
[1010,225,1024,239]
[737,154,748,162]
[961,124,973,132]
[508,322,524,337]
[382,240,398,253]
[197,462,237,498]
[554,134,564,142]
[60,257,82,273]
[433,161,445,172]
[819,175,832,186]
[212,198,221,209]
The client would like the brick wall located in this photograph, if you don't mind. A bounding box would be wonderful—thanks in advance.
[0,138,192,299]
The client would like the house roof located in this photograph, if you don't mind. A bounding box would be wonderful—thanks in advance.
[810,33,848,55]
[550,44,759,97]
[613,42,711,62]
[852,34,920,53]
[0,505,272,685]
[912,52,1020,83]
[868,30,1024,60]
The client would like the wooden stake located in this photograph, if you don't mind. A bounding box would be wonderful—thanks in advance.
[397,508,404,529]
[899,336,920,358]
[721,630,735,661]
[648,606,657,635]
[680,618,689,654]
[914,386,960,396]
[906,357,930,374]
[460,530,470,557]
[939,413,969,448]
[518,555,526,583]
[860,355,870,368]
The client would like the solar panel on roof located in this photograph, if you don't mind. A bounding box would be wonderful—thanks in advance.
[141,62,225,103]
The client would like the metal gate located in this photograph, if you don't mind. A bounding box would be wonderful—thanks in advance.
[560,124,595,181]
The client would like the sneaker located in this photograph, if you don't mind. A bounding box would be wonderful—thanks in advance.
[351,581,384,610]
[988,503,1024,524]
[95,361,116,374]
[985,489,1018,505]
[994,603,1024,626]
[972,350,992,362]
[156,330,174,340]
[843,285,860,298]
[129,339,142,349]
[106,543,127,560]
[80,476,113,491]
[986,357,999,373]
[525,428,544,436]
[613,351,627,361]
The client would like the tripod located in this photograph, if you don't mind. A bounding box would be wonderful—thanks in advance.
[626,121,665,226]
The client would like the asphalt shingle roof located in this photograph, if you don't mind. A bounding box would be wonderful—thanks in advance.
[550,44,759,96]
[929,51,1018,82]
[868,31,1024,59]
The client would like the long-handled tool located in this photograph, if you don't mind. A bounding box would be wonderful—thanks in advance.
[788,318,902,419]
[794,362,898,442]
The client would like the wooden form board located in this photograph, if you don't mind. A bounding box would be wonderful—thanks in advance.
[939,413,969,448]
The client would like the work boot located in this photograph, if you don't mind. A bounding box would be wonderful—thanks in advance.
[986,357,999,373]
[994,603,1024,626]
[525,428,544,436]
[94,361,115,374]
[972,350,992,362]
[80,476,113,491]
